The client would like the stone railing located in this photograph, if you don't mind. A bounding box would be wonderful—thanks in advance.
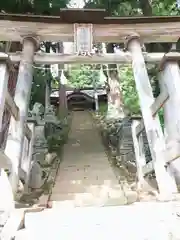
[93,113,152,186]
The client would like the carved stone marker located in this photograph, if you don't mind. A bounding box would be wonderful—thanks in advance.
[32,102,44,121]
[44,105,58,123]
[28,162,43,189]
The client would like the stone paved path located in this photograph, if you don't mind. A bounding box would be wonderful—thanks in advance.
[50,111,129,207]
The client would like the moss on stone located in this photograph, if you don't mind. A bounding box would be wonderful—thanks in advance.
[44,114,71,153]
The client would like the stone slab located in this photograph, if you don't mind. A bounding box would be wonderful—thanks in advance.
[15,202,180,240]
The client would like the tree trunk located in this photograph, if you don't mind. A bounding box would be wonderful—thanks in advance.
[44,42,51,114]
[45,81,50,112]
[139,0,152,15]
[57,42,68,116]
[106,43,125,120]
[139,0,171,53]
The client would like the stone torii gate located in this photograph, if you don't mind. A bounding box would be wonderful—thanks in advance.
[1,9,180,204]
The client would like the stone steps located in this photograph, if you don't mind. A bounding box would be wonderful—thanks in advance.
[13,112,180,239]
[50,111,125,204]
[50,196,128,207]
[14,202,180,240]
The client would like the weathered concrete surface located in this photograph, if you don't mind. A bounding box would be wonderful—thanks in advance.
[49,111,134,206]
[15,202,180,240]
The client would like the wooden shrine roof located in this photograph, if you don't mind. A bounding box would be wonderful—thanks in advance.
[51,88,107,99]
[0,9,180,42]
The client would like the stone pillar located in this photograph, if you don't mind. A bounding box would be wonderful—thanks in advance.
[5,36,39,193]
[59,70,68,116]
[126,35,177,198]
[0,54,10,132]
[159,52,180,183]
[59,84,66,112]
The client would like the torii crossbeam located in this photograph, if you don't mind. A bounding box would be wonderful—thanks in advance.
[0,9,180,43]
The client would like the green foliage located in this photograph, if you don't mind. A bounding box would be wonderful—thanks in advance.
[68,64,140,115]
[45,121,67,152]
[30,67,47,108]
[44,115,71,153]
[0,0,70,14]
[151,0,178,15]
[120,67,140,114]
[68,65,101,89]
[99,102,108,115]
[85,0,179,17]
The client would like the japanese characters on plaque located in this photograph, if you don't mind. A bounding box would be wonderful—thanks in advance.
[74,23,93,55]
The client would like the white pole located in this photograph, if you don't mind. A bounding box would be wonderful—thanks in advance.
[94,91,99,111]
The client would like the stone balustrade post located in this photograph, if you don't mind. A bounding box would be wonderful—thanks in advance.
[5,36,39,193]
[159,52,180,183]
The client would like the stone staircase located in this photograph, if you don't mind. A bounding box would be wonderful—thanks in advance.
[48,111,138,207]
[8,111,180,239]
